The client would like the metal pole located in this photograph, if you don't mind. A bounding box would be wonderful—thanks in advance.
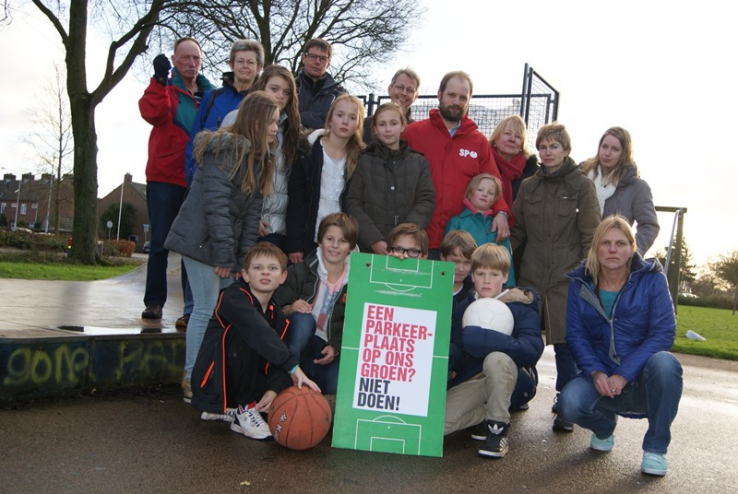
[116,176,124,241]
[14,180,21,230]
[44,175,52,233]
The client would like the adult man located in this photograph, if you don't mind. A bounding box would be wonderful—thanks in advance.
[295,38,346,130]
[404,71,511,258]
[363,68,421,144]
[139,37,214,321]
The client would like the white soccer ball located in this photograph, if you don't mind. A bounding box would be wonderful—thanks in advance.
[462,298,514,336]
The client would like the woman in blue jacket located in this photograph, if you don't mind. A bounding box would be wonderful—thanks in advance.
[558,215,682,477]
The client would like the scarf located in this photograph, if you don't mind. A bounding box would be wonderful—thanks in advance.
[491,146,526,206]
[587,167,616,214]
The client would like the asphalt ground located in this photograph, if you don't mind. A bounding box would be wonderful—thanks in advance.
[1,255,737,493]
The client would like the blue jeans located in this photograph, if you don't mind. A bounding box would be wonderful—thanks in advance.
[554,343,578,392]
[286,313,339,394]
[182,256,234,379]
[558,352,683,454]
[145,181,192,312]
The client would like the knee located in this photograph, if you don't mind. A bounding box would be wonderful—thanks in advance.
[558,378,589,419]
[644,352,683,381]
[483,352,515,375]
[288,313,316,337]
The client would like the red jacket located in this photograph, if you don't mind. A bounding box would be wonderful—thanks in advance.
[139,70,213,187]
[404,110,510,248]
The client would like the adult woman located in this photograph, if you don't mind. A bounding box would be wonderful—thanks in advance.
[286,94,365,264]
[510,123,601,432]
[489,115,539,282]
[489,115,539,206]
[165,91,280,402]
[581,127,659,255]
[559,215,682,476]
[185,39,265,183]
[223,65,301,251]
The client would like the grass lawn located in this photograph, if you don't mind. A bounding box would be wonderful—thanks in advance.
[0,260,143,281]
[674,305,738,361]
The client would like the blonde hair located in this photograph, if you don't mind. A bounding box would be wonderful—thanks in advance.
[585,215,637,286]
[323,94,365,178]
[465,174,502,205]
[371,102,407,138]
[581,126,635,187]
[471,243,510,273]
[194,91,278,195]
[489,115,530,158]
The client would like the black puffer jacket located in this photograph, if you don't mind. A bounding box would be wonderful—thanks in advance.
[296,70,346,130]
[164,133,263,272]
[345,140,435,251]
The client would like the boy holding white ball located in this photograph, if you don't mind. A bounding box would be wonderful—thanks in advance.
[445,243,544,459]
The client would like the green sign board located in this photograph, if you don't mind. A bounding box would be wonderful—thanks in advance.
[332,253,454,457]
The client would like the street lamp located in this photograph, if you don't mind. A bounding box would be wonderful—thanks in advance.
[13,181,21,231]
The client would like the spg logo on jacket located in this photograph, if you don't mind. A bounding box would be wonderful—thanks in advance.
[459,148,478,159]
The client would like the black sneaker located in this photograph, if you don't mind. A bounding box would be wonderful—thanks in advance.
[142,304,163,319]
[478,420,509,458]
[552,414,574,432]
[470,422,488,441]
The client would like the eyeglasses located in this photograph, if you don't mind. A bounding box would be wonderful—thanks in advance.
[390,246,422,258]
[305,53,329,63]
[392,84,416,95]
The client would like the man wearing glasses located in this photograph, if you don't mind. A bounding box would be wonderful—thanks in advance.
[363,68,421,144]
[295,38,346,130]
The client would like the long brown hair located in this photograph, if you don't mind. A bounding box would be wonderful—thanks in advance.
[252,65,300,167]
[581,127,635,187]
[194,91,279,195]
[322,94,365,178]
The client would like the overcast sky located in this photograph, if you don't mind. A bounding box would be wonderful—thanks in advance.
[1,0,736,268]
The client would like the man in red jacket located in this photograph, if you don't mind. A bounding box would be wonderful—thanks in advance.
[404,71,511,258]
[138,38,214,323]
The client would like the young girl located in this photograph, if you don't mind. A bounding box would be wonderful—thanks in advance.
[224,65,301,251]
[286,94,365,264]
[346,102,435,253]
[275,213,358,394]
[165,91,280,402]
[445,173,515,286]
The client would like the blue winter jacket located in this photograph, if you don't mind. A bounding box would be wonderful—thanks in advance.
[449,288,544,406]
[185,73,249,183]
[566,253,675,383]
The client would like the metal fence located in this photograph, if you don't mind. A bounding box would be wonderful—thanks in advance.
[360,64,560,140]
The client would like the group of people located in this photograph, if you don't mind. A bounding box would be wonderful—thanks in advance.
[138,35,682,477]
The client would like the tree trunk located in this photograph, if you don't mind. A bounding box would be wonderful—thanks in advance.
[68,98,98,264]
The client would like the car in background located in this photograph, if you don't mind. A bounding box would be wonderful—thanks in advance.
[142,241,150,254]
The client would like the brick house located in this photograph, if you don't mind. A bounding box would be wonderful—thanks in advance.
[97,173,150,247]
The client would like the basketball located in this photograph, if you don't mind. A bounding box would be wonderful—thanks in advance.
[462,297,514,335]
[268,386,332,450]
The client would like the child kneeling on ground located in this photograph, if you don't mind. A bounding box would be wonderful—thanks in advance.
[445,243,544,459]
[191,243,320,440]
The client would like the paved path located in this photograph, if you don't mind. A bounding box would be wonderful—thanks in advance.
[1,347,736,494]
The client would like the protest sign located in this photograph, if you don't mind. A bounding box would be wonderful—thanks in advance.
[332,253,453,457]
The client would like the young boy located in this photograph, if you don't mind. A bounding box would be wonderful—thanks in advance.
[191,243,320,440]
[440,230,477,310]
[387,223,429,259]
[445,243,543,459]
[275,213,358,395]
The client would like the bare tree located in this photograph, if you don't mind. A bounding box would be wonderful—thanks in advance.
[24,63,74,233]
[2,0,175,263]
[156,0,422,89]
[711,249,738,315]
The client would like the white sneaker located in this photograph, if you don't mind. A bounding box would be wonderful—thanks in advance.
[201,409,236,423]
[230,405,271,440]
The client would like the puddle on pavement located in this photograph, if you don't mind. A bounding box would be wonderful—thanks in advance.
[58,325,182,335]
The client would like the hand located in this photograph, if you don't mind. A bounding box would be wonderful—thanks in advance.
[592,371,613,398]
[258,220,270,238]
[371,240,388,255]
[290,367,321,393]
[289,252,304,265]
[214,266,231,279]
[254,390,277,413]
[606,374,627,397]
[286,299,313,316]
[153,54,171,84]
[492,213,510,242]
[314,345,338,366]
